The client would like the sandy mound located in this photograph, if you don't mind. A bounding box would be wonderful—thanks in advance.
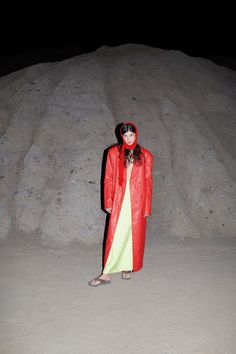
[0,44,236,244]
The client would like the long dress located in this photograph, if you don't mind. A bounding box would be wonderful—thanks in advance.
[103,162,134,274]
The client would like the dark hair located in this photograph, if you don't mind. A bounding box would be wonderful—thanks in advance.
[119,123,143,166]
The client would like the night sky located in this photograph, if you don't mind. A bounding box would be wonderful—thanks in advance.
[1,6,235,77]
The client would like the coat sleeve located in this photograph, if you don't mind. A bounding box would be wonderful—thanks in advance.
[144,152,153,216]
[104,149,114,209]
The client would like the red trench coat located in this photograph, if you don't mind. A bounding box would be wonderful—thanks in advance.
[103,145,153,272]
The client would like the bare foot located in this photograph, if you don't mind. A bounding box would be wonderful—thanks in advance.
[99,273,111,281]
[121,271,132,280]
[88,273,111,287]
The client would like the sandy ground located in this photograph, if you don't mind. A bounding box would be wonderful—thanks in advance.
[0,235,236,354]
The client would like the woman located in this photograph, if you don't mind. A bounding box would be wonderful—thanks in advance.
[88,122,153,286]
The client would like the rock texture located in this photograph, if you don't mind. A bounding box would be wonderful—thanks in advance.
[0,44,236,244]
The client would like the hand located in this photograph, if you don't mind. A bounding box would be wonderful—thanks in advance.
[144,214,149,217]
[105,208,112,214]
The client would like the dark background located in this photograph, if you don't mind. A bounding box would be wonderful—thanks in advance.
[1,5,235,77]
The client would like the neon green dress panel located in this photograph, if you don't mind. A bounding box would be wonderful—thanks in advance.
[103,163,133,274]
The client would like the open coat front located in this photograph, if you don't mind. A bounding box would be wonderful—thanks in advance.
[103,145,154,272]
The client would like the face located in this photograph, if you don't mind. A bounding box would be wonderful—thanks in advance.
[123,131,136,145]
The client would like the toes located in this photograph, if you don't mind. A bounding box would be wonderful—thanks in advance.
[88,278,101,286]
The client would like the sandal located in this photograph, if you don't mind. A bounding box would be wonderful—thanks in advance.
[121,271,132,280]
[88,276,111,287]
